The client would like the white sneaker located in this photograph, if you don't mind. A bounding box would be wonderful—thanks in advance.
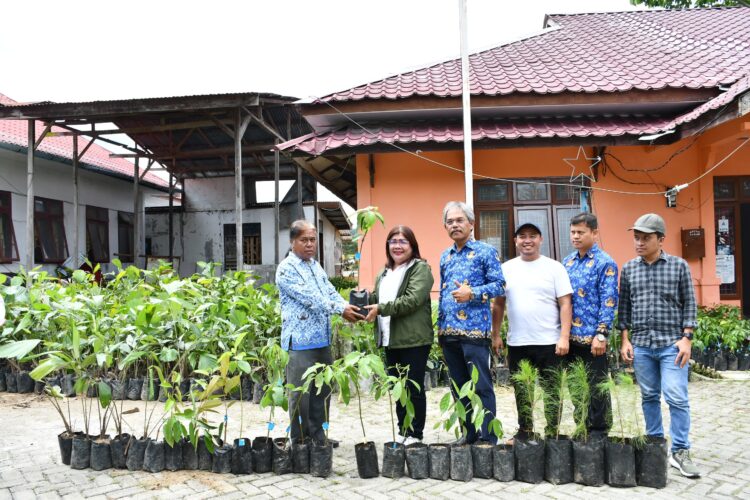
[395,434,407,444]
[403,437,422,446]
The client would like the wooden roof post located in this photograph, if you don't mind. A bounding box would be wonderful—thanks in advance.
[25,120,35,274]
[133,153,140,268]
[72,134,79,269]
[235,108,244,270]
[296,165,303,220]
[274,139,280,265]
[168,170,174,262]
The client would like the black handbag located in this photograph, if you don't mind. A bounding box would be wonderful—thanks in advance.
[349,289,369,317]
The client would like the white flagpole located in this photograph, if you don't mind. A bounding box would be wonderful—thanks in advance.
[459,0,473,208]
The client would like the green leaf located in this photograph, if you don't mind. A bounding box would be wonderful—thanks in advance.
[439,392,451,413]
[391,381,402,402]
[13,314,32,334]
[455,402,466,421]
[198,353,218,372]
[30,356,68,381]
[203,434,214,454]
[72,324,80,360]
[159,347,178,363]
[458,382,471,400]
[0,339,41,359]
[164,419,174,447]
[98,381,112,408]
[236,360,251,374]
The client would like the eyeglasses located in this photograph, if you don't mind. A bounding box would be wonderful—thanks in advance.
[445,218,467,226]
[387,239,410,246]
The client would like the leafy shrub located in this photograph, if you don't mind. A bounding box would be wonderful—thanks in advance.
[329,276,358,291]
[695,305,749,352]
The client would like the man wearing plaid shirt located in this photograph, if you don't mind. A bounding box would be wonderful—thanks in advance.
[618,213,700,478]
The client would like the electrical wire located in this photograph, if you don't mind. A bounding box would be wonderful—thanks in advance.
[316,99,750,197]
[613,103,732,174]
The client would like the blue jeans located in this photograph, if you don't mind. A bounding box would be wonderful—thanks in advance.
[441,340,497,444]
[633,344,690,453]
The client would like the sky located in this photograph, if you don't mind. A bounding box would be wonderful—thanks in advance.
[1,0,646,204]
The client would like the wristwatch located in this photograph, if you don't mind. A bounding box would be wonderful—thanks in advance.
[595,333,607,342]
[682,331,694,341]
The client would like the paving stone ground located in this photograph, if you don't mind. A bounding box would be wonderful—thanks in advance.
[1,378,748,499]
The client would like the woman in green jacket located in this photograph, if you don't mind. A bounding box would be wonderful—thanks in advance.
[365,225,434,445]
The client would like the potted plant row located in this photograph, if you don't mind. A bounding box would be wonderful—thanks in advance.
[507,359,667,489]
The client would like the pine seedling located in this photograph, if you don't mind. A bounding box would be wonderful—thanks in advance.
[598,372,645,447]
[545,365,569,440]
[568,360,591,442]
[511,360,541,439]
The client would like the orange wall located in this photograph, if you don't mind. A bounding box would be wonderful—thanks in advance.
[355,116,750,306]
[356,151,464,291]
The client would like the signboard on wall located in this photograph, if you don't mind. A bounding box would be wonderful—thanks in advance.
[716,255,735,284]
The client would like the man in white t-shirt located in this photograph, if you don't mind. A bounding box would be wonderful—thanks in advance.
[493,222,573,440]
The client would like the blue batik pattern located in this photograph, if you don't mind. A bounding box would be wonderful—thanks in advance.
[276,253,346,351]
[563,244,619,344]
[438,239,505,340]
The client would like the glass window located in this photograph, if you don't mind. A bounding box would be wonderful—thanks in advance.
[478,210,510,262]
[555,206,581,261]
[34,197,68,263]
[715,205,737,296]
[741,178,750,199]
[515,207,552,258]
[554,183,581,203]
[224,223,262,268]
[86,206,109,263]
[515,181,549,203]
[0,191,18,263]
[117,212,134,262]
[714,179,735,200]
[477,183,509,203]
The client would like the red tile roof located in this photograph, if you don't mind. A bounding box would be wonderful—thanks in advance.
[323,7,750,102]
[287,71,750,155]
[0,93,169,189]
[670,72,750,128]
[286,116,676,155]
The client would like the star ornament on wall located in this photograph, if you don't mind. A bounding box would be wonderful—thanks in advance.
[564,146,601,183]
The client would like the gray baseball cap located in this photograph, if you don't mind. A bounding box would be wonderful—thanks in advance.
[629,213,666,234]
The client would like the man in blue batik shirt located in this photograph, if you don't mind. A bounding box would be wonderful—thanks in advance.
[564,212,619,438]
[276,220,364,445]
[438,201,505,444]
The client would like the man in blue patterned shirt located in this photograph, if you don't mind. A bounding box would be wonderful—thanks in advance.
[618,213,700,478]
[438,201,505,444]
[276,220,364,445]
[564,212,618,438]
